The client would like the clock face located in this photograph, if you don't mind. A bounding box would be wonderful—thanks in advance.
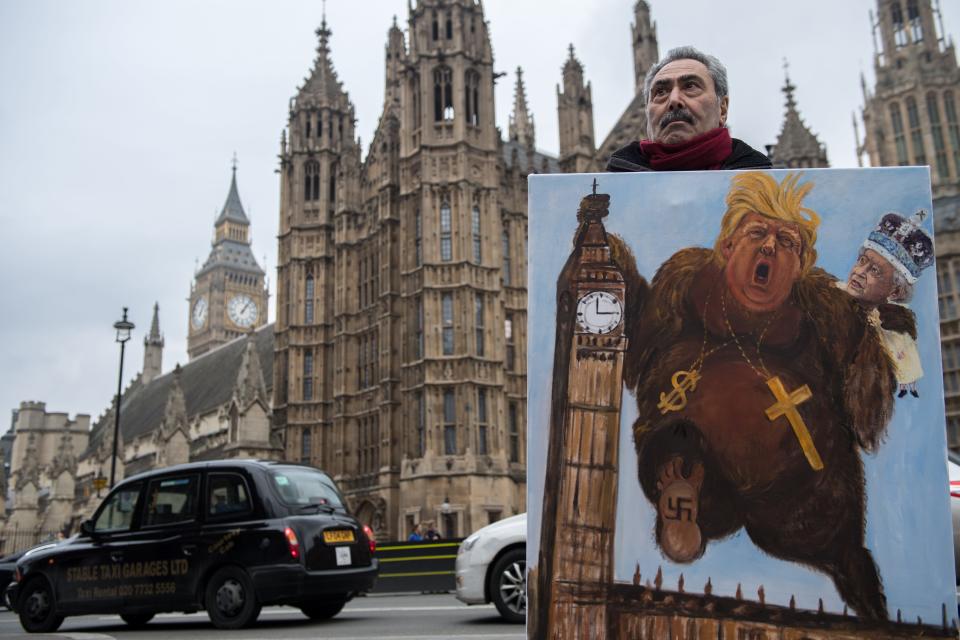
[576,291,623,334]
[191,296,208,330]
[228,294,258,328]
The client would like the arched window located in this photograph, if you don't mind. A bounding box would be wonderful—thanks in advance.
[475,293,484,356]
[410,73,421,130]
[471,204,482,263]
[442,292,454,355]
[440,201,452,261]
[304,274,315,324]
[892,2,907,47]
[431,11,439,40]
[445,13,453,39]
[889,102,909,165]
[302,349,314,401]
[443,388,457,455]
[502,227,512,286]
[304,161,320,201]
[416,392,426,457]
[906,96,926,165]
[434,66,454,122]
[465,70,481,127]
[414,208,422,266]
[945,91,960,176]
[301,427,312,463]
[927,93,949,179]
[305,114,312,139]
[907,0,923,42]
[329,161,337,203]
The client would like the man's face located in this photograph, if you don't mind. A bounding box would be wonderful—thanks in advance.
[846,248,897,305]
[721,212,803,313]
[645,59,729,144]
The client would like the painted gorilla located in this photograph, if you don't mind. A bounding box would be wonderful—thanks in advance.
[611,172,899,620]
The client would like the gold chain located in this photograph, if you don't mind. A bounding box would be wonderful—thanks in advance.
[720,290,780,382]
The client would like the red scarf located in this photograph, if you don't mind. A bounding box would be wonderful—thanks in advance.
[639,127,733,171]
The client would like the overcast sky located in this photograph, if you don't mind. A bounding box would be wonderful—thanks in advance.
[1,0,958,428]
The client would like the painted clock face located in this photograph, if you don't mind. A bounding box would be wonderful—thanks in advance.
[228,294,258,328]
[191,296,208,330]
[576,291,623,334]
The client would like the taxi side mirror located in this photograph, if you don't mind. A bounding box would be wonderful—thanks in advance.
[80,519,95,537]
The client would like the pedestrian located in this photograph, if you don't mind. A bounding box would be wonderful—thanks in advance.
[408,522,423,541]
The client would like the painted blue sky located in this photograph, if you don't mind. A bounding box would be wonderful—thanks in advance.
[527,167,955,624]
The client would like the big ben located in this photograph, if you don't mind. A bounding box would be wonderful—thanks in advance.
[535,181,628,639]
[187,160,269,360]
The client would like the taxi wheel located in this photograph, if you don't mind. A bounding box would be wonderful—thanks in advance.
[299,597,346,620]
[490,548,526,624]
[17,577,64,633]
[204,566,261,629]
[120,613,155,628]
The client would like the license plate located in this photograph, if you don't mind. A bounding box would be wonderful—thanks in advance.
[335,546,352,566]
[323,529,355,544]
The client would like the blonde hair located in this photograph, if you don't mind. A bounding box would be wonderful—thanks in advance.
[714,172,821,274]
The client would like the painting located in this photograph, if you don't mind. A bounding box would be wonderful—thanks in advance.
[526,168,956,639]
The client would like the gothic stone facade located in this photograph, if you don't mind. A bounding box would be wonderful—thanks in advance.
[857,0,960,448]
[273,2,540,540]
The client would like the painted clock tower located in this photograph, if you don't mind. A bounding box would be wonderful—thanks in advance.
[187,160,269,360]
[535,181,628,639]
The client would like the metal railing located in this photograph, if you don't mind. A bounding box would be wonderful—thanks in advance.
[370,538,464,594]
[0,528,66,557]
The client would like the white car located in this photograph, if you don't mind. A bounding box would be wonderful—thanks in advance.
[948,452,960,604]
[455,513,526,623]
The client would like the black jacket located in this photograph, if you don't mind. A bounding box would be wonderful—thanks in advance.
[606,137,772,172]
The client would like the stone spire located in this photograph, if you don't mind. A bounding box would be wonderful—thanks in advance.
[509,66,536,149]
[49,431,77,478]
[384,15,406,110]
[216,155,249,224]
[143,302,164,383]
[234,332,268,409]
[768,61,829,168]
[300,11,347,104]
[557,45,597,173]
[159,364,189,442]
[631,0,659,93]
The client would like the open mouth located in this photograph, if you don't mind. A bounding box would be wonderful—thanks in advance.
[754,261,770,285]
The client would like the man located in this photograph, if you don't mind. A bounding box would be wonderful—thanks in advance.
[606,46,771,172]
[843,211,934,397]
[622,172,896,620]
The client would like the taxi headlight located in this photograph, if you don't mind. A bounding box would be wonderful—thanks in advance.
[458,534,480,555]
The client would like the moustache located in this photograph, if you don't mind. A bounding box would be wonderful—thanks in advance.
[659,109,695,129]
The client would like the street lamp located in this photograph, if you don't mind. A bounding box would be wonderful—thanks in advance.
[110,308,134,488]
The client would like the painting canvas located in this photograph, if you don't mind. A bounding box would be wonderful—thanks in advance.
[526,168,956,639]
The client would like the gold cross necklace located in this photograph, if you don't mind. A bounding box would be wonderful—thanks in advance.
[720,291,824,471]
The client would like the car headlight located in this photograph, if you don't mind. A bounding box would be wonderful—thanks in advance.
[458,534,480,555]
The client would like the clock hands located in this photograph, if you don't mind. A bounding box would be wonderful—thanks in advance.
[595,296,616,315]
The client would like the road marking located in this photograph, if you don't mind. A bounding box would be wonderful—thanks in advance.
[96,604,496,621]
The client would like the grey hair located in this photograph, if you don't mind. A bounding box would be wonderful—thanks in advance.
[643,46,728,104]
[889,267,914,304]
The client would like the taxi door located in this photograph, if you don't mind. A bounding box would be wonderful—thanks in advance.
[201,471,261,567]
[118,473,204,612]
[56,481,144,615]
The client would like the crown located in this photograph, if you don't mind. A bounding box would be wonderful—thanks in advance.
[863,210,934,284]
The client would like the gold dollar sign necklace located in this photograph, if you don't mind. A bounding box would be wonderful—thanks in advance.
[657,284,733,414]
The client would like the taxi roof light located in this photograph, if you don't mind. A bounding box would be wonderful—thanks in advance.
[284,526,300,560]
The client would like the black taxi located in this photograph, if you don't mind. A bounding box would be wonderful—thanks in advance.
[7,460,378,633]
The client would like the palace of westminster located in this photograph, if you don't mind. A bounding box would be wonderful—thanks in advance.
[3,0,959,544]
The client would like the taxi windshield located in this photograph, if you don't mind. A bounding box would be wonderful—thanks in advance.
[270,467,345,509]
